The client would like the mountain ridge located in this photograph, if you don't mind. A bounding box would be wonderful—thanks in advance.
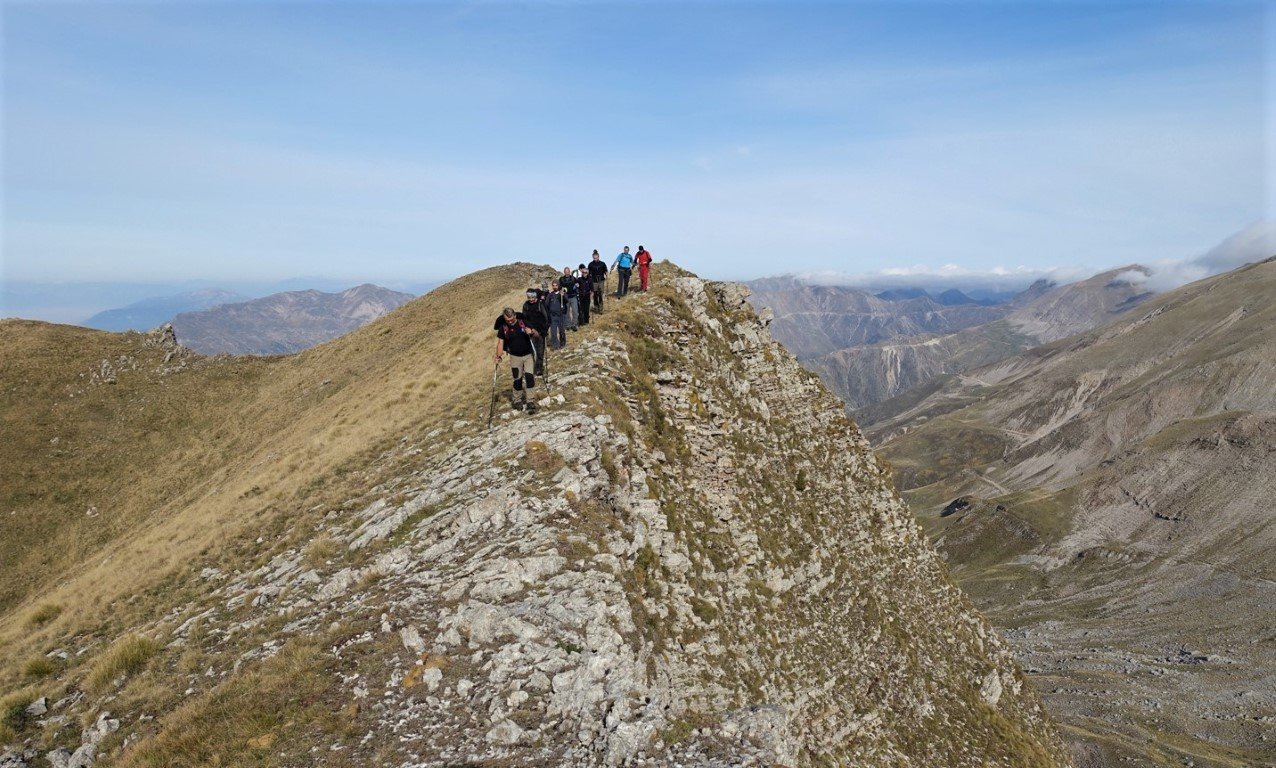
[171,283,415,355]
[794,266,1154,410]
[0,263,1069,767]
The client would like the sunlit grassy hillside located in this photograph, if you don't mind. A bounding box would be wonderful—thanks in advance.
[0,262,546,687]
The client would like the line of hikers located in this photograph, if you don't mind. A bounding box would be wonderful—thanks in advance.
[492,246,654,414]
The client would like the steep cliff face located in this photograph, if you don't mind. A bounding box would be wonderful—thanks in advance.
[0,265,1067,767]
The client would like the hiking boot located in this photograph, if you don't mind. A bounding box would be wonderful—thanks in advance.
[525,401,538,414]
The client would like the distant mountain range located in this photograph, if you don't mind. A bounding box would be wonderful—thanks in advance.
[82,289,250,332]
[172,284,415,355]
[751,267,1153,410]
[866,256,1276,767]
[747,277,1008,360]
[874,286,1001,306]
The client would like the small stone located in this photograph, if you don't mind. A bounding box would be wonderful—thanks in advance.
[45,750,72,768]
[399,626,426,654]
[25,697,47,717]
[485,719,524,745]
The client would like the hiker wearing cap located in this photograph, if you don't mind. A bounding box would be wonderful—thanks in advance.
[493,307,540,413]
[521,289,549,376]
[546,287,569,350]
[587,250,608,312]
[612,247,635,298]
[558,267,579,331]
[635,245,653,292]
[575,264,591,326]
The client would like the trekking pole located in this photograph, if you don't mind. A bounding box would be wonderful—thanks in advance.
[529,341,542,401]
[486,360,500,430]
[543,337,551,393]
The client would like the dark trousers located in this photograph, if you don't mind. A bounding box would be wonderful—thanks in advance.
[549,315,567,348]
[616,268,632,297]
[592,278,605,310]
[578,294,590,325]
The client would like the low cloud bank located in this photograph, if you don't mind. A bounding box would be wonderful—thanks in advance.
[791,222,1273,296]
[1124,222,1274,292]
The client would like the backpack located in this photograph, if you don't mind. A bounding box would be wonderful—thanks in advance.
[522,299,549,332]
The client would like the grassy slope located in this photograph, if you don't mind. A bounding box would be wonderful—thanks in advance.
[0,262,550,685]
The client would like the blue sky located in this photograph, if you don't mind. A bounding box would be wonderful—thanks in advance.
[2,1,1270,305]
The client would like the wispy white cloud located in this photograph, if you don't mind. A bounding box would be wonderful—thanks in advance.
[1115,221,1275,292]
[782,222,1273,295]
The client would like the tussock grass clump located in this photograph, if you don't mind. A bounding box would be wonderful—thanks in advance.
[0,686,40,742]
[520,440,565,475]
[22,655,58,679]
[25,602,62,628]
[303,535,341,567]
[85,634,160,693]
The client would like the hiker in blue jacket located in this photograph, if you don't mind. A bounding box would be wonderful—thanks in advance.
[612,246,635,298]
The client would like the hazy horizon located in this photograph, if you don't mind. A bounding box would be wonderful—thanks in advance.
[4,1,1269,299]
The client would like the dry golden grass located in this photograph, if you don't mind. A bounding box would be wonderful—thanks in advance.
[24,603,61,628]
[303,534,341,568]
[0,262,556,694]
[114,640,336,768]
[0,686,40,743]
[21,655,58,679]
[85,634,161,694]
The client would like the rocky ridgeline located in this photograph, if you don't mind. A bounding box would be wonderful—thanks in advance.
[84,324,191,387]
[2,274,1068,767]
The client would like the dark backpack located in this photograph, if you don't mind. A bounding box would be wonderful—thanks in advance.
[522,300,549,332]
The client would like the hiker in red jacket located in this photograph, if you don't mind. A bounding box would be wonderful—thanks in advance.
[635,246,653,292]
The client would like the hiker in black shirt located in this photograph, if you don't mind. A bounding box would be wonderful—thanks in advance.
[494,307,540,412]
[521,289,549,376]
[558,267,579,331]
[587,251,608,312]
[575,263,591,326]
[546,287,568,350]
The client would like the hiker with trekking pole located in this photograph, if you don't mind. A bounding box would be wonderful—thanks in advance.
[588,250,608,314]
[493,307,541,414]
[521,288,549,377]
